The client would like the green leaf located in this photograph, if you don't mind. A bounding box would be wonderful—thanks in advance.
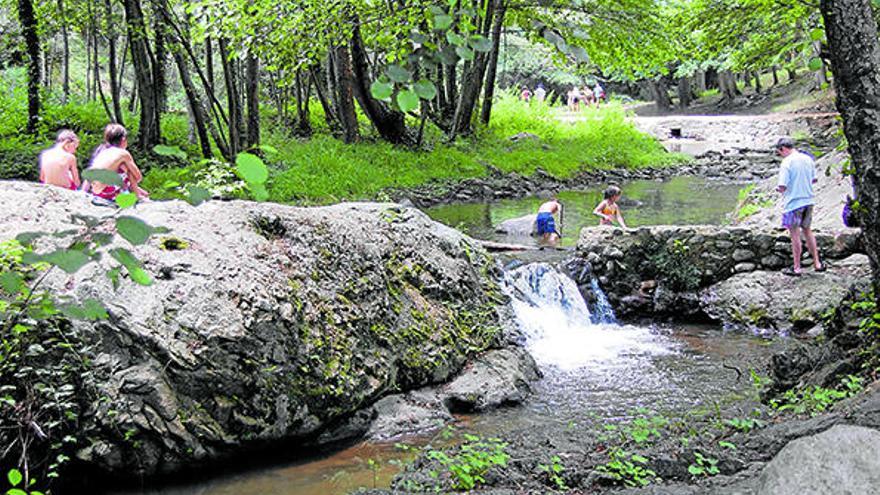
[257,144,278,154]
[115,193,138,209]
[7,488,27,495]
[82,169,124,187]
[43,249,90,274]
[186,186,211,206]
[433,14,453,31]
[446,31,465,47]
[0,272,24,294]
[456,46,474,61]
[414,79,438,100]
[235,153,269,185]
[370,80,394,101]
[469,35,492,52]
[116,216,153,246]
[385,64,412,83]
[110,248,152,286]
[397,89,420,113]
[688,465,703,476]
[250,182,269,202]
[7,468,22,487]
[107,266,120,289]
[810,28,825,41]
[808,57,823,71]
[438,46,458,65]
[152,145,187,159]
[570,45,590,63]
[15,232,47,246]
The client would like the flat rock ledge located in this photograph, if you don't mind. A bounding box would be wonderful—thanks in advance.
[0,181,512,477]
[574,225,867,331]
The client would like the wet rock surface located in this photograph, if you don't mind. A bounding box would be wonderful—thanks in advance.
[574,225,865,330]
[0,181,515,477]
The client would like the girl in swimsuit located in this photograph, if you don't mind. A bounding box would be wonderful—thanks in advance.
[85,124,149,201]
[593,185,627,228]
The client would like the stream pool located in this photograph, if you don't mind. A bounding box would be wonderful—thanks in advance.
[112,176,777,495]
[424,175,746,247]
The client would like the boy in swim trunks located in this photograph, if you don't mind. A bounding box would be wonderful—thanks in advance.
[536,198,562,245]
[593,185,627,228]
[39,129,81,190]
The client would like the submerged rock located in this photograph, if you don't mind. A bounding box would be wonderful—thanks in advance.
[496,213,537,237]
[0,181,510,477]
[756,424,880,495]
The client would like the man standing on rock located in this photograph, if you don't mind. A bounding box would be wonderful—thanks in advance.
[775,137,826,276]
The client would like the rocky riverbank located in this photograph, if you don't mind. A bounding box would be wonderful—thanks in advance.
[0,181,543,482]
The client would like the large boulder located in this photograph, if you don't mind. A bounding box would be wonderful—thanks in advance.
[496,214,537,237]
[756,424,880,495]
[0,181,509,476]
[699,254,872,332]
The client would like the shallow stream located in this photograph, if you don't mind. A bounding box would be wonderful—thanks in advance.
[117,176,781,495]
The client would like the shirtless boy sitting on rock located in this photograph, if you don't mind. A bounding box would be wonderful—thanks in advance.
[39,129,81,190]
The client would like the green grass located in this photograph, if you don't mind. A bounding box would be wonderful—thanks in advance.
[1,78,688,204]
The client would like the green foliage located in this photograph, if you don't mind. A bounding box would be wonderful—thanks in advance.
[687,451,719,477]
[735,184,775,221]
[595,447,657,487]
[5,469,45,495]
[650,239,701,291]
[725,417,763,433]
[425,434,509,491]
[770,375,864,416]
[537,455,569,491]
[0,197,167,485]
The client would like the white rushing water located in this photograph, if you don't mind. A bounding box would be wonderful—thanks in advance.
[504,263,674,370]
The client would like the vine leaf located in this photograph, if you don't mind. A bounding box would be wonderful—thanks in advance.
[116,216,154,246]
[82,169,124,187]
[42,249,90,274]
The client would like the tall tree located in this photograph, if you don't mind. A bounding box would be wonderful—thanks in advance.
[17,0,40,133]
[820,0,880,304]
[122,0,161,148]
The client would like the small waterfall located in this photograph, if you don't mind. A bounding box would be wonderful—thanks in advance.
[504,263,672,370]
[589,278,617,324]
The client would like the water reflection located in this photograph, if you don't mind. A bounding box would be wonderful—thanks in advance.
[424,176,745,247]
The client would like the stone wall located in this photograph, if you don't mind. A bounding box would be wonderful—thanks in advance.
[573,225,866,329]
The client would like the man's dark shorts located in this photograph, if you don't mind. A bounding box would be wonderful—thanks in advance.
[536,212,556,235]
[782,205,813,229]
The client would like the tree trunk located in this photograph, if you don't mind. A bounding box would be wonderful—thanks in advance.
[754,71,763,93]
[820,0,880,304]
[18,0,41,133]
[205,37,214,92]
[331,45,361,143]
[772,66,780,86]
[480,1,506,125]
[787,66,797,83]
[172,50,212,158]
[349,23,410,144]
[694,71,707,94]
[218,38,243,155]
[719,70,738,104]
[245,53,260,148]
[311,66,339,135]
[813,41,830,89]
[105,0,124,124]
[152,12,168,114]
[294,70,312,137]
[123,0,160,148]
[451,0,496,137]
[677,77,693,108]
[58,0,70,104]
[650,79,672,111]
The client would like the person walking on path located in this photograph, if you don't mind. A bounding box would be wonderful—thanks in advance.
[534,84,546,103]
[775,137,825,276]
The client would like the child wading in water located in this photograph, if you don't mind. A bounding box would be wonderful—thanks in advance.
[593,185,627,228]
[536,197,563,245]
